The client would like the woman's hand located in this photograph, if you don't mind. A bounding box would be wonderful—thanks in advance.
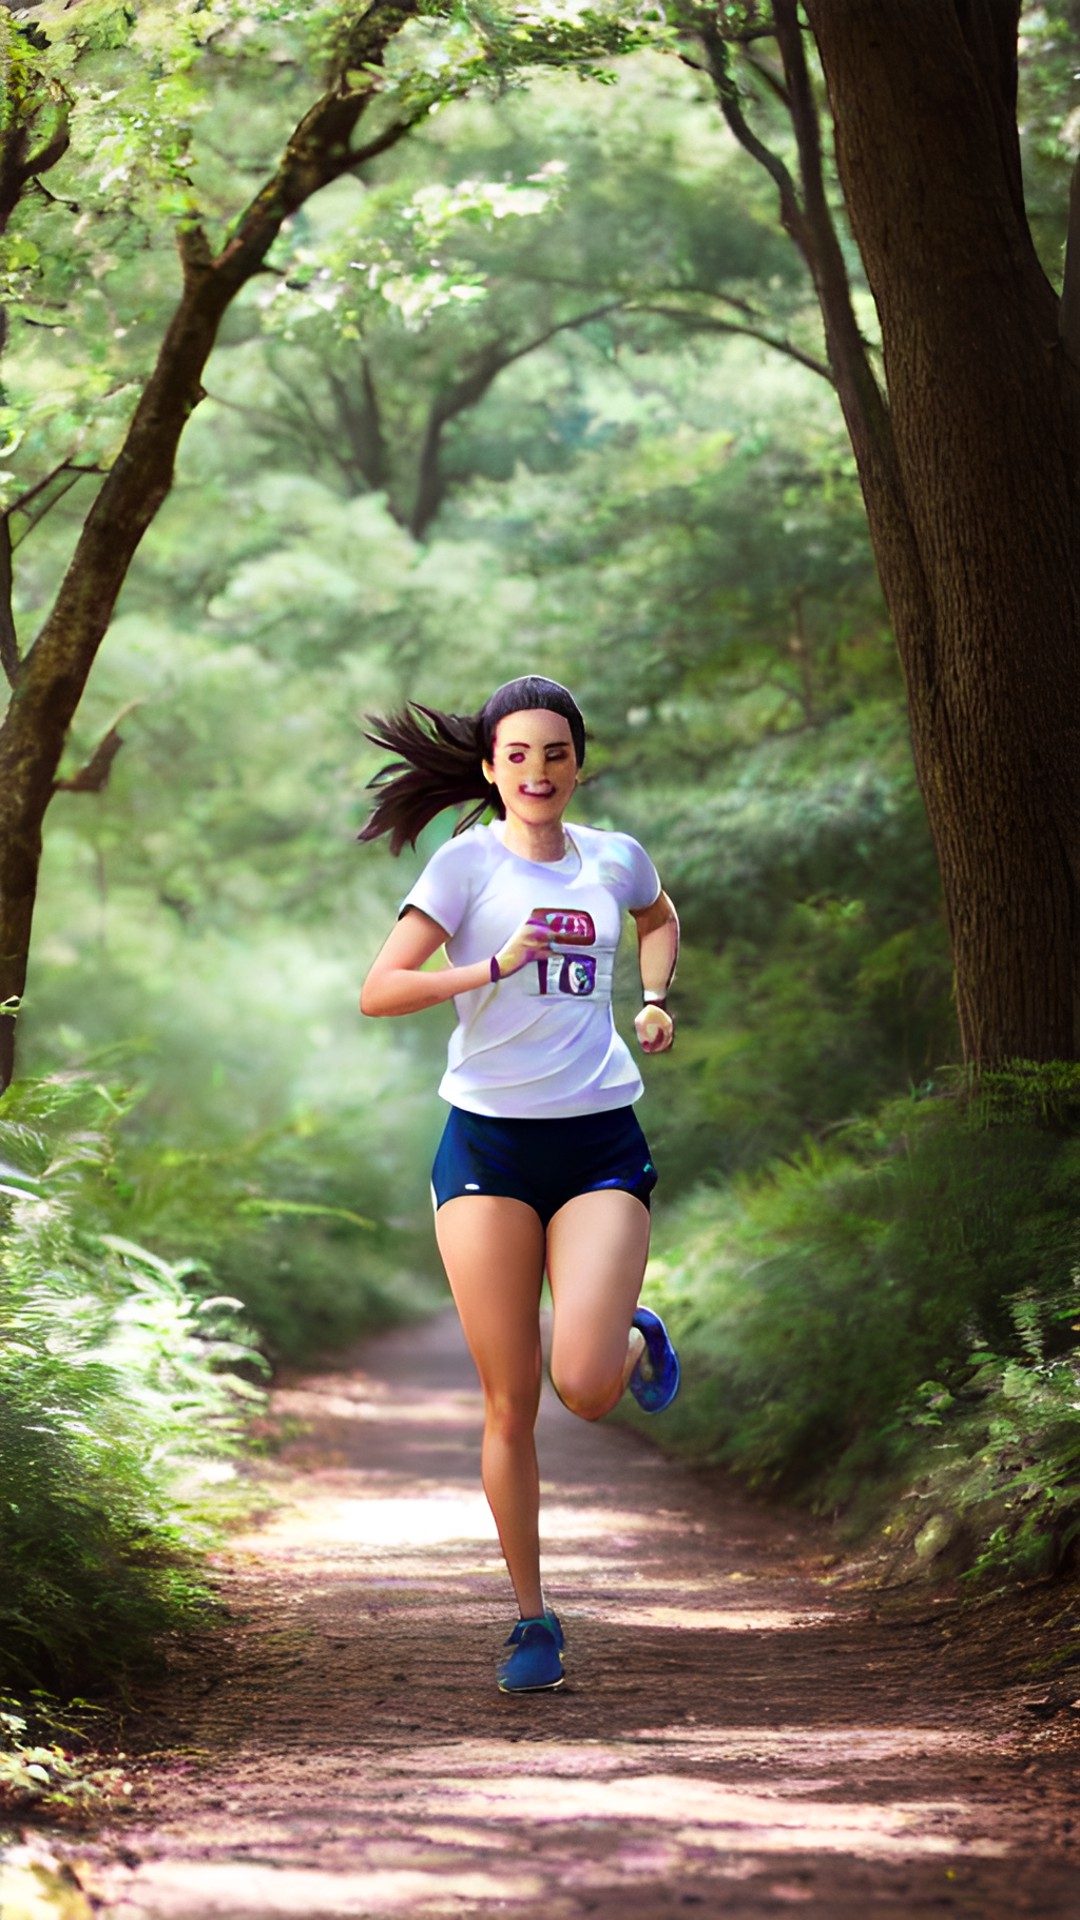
[494,914,555,978]
[635,1003,674,1054]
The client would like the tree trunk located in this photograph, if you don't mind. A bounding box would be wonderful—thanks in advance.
[799,0,1080,1063]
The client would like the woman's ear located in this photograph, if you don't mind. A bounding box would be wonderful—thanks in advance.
[482,759,495,786]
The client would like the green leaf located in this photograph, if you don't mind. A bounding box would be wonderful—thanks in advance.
[236,1198,375,1229]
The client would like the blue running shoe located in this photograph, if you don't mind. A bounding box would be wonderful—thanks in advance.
[629,1305,680,1413]
[539,1609,565,1651]
[504,1608,563,1650]
[497,1614,564,1693]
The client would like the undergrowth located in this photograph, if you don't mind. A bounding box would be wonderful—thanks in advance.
[0,1055,442,1706]
[0,1073,266,1695]
[644,1064,1080,1584]
[0,1694,133,1823]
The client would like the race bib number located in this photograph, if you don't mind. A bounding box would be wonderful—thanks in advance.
[529,908,596,944]
[521,906,610,1000]
[536,953,598,997]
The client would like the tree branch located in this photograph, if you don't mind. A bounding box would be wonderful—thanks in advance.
[742,47,792,110]
[691,1,925,726]
[0,104,70,233]
[771,2,890,439]
[266,346,342,438]
[0,0,437,1091]
[0,516,20,688]
[693,13,812,264]
[346,111,441,173]
[210,10,427,294]
[509,266,769,323]
[202,377,345,474]
[632,302,833,382]
[10,467,101,548]
[1061,154,1080,370]
[53,704,139,794]
[204,358,403,510]
[7,459,102,525]
[794,0,934,685]
[328,357,395,500]
[409,300,628,537]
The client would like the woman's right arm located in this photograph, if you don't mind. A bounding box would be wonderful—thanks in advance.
[360,909,489,1017]
[360,907,551,1017]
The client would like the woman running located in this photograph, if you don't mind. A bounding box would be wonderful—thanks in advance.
[359,675,680,1693]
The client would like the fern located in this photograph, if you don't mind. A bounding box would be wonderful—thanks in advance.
[642,1086,1080,1580]
[0,1074,267,1693]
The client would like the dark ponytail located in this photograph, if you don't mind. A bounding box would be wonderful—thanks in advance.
[358,677,586,856]
[357,703,491,856]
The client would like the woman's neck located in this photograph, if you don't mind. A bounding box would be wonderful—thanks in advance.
[499,815,570,864]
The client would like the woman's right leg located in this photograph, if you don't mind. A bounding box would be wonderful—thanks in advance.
[434,1194,547,1619]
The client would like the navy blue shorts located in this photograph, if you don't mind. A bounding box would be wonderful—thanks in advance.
[431,1106,658,1228]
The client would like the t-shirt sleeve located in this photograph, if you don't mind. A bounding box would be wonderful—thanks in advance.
[397,836,475,938]
[614,833,662,912]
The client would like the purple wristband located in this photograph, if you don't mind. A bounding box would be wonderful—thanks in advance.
[490,955,501,982]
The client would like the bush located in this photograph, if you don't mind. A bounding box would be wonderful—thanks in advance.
[111,1093,442,1363]
[643,1070,1080,1576]
[0,1075,266,1692]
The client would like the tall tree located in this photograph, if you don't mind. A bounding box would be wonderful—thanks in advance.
[0,0,637,1092]
[0,0,440,1088]
[685,0,1080,1066]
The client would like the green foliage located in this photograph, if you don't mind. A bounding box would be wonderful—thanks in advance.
[219,62,799,531]
[0,1073,266,1692]
[641,1080,1080,1580]
[1017,1,1080,279]
[0,1692,132,1818]
[901,1290,1080,1586]
[968,1058,1080,1130]
[109,1091,442,1362]
[616,704,950,1187]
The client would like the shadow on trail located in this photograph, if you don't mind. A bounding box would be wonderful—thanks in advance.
[80,1311,1079,1919]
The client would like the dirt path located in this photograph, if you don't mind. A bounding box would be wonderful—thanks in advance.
[51,1310,1080,1917]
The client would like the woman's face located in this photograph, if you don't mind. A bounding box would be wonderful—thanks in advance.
[482,707,578,826]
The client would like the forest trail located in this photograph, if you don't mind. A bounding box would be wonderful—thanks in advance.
[61,1310,1080,1918]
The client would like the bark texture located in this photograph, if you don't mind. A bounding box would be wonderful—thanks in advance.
[786,0,1080,1063]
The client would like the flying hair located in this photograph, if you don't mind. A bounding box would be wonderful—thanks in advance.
[357,677,587,856]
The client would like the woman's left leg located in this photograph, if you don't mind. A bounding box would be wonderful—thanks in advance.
[546,1189,651,1422]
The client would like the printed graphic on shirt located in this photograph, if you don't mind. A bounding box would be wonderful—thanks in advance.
[535,952,598,997]
[562,955,597,995]
[528,907,596,945]
[529,907,598,998]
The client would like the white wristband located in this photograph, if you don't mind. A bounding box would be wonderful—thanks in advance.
[642,990,668,1005]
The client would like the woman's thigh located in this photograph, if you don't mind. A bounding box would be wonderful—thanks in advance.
[435,1194,547,1409]
[545,1189,651,1395]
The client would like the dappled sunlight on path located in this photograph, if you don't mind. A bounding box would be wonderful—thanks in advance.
[76,1311,1080,1918]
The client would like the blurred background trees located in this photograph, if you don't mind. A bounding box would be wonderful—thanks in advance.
[3,1,1080,1705]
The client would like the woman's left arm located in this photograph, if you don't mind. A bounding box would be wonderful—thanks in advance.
[631,889,679,1055]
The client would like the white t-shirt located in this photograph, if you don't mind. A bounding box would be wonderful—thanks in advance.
[399,820,661,1119]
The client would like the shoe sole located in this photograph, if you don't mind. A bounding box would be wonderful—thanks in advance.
[497,1674,565,1693]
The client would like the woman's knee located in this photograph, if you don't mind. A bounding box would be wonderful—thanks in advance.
[549,1364,620,1423]
[483,1384,540,1442]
